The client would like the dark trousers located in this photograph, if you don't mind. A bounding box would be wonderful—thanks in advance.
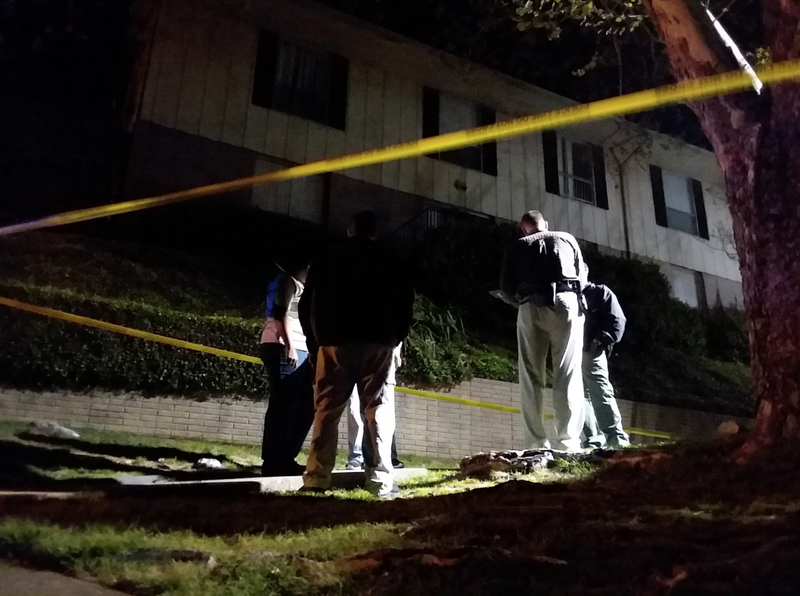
[260,343,315,471]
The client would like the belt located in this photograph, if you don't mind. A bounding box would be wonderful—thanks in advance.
[520,280,584,312]
[554,281,579,293]
[528,281,579,294]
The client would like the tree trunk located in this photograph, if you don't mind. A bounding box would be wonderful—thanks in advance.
[642,0,800,457]
[729,109,800,459]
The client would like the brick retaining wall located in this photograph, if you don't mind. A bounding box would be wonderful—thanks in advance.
[0,379,751,459]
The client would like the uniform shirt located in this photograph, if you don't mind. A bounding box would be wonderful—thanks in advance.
[500,230,588,301]
[260,274,308,352]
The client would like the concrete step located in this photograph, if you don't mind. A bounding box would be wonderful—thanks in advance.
[114,467,429,493]
[0,469,430,500]
[0,562,127,596]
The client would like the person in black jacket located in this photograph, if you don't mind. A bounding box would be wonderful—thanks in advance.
[298,211,414,498]
[582,282,630,448]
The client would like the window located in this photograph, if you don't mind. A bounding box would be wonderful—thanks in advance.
[669,266,707,309]
[560,138,596,203]
[663,170,698,234]
[649,165,709,239]
[422,87,497,175]
[542,130,609,210]
[252,30,348,130]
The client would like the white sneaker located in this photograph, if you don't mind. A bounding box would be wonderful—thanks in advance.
[345,461,364,471]
[375,484,401,500]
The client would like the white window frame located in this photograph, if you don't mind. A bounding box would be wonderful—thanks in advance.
[669,265,705,309]
[662,171,699,236]
[558,137,596,205]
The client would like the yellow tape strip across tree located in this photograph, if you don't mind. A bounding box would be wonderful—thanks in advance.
[0,296,676,439]
[0,59,799,237]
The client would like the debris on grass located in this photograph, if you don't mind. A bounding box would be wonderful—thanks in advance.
[27,421,81,440]
[192,458,227,471]
[459,448,612,479]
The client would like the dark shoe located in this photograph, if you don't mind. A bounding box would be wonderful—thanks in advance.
[298,486,327,494]
[392,460,405,469]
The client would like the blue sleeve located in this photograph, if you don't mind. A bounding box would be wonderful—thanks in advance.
[265,275,293,320]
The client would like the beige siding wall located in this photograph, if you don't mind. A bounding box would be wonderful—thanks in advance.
[140,0,741,283]
[623,149,740,283]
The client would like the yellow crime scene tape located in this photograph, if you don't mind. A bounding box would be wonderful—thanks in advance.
[0,59,799,237]
[0,296,675,440]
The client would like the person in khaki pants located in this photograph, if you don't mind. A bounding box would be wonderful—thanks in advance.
[500,210,588,452]
[299,211,414,499]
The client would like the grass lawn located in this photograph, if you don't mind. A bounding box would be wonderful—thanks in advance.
[0,517,403,596]
[0,434,797,596]
[0,420,464,489]
[0,417,594,502]
[0,418,607,596]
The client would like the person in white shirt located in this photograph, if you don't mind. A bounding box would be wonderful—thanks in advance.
[345,344,404,470]
[259,262,314,477]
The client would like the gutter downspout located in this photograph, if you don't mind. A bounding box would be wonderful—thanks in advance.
[618,160,632,259]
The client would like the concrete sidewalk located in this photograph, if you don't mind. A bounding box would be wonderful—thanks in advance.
[0,468,430,500]
[0,562,126,596]
[114,467,429,491]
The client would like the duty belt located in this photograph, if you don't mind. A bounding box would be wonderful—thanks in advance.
[554,280,580,293]
[522,280,586,314]
[527,280,580,295]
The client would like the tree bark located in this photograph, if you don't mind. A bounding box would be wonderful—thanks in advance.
[641,0,800,457]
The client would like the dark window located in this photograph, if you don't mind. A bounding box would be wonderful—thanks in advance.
[542,131,608,209]
[252,30,348,130]
[422,87,497,176]
[649,165,709,239]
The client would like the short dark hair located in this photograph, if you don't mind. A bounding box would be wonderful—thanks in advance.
[350,210,377,238]
[520,210,545,228]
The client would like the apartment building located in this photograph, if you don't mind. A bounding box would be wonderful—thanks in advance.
[127,0,744,308]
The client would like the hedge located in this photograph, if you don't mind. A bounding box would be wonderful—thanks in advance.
[403,296,517,386]
[0,284,268,397]
[0,283,513,397]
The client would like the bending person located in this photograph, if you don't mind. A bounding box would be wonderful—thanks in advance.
[582,282,630,448]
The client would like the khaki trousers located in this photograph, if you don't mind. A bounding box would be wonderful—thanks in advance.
[303,343,395,493]
[517,292,585,451]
